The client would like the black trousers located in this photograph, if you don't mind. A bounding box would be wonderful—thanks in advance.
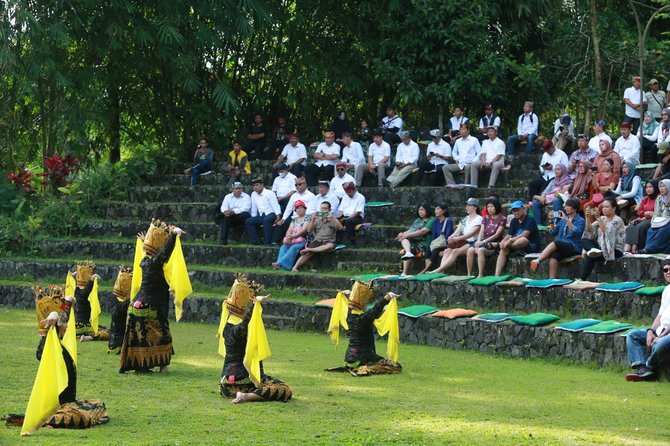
[580,238,623,280]
[528,177,549,202]
[415,161,445,186]
[549,239,579,261]
[271,217,292,244]
[216,212,251,243]
[340,215,363,244]
[305,164,335,186]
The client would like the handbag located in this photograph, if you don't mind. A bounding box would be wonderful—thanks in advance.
[591,193,604,205]
[651,216,670,229]
[430,235,446,251]
[282,227,306,245]
[447,238,467,249]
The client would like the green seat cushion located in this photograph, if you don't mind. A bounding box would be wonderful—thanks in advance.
[595,282,643,293]
[397,304,439,318]
[555,318,602,332]
[525,279,572,288]
[365,201,394,207]
[475,312,519,323]
[582,320,635,334]
[350,273,387,282]
[468,275,511,286]
[406,273,448,282]
[432,275,475,284]
[634,286,666,296]
[509,313,561,327]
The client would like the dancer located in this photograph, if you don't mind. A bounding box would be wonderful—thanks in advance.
[326,281,402,376]
[72,261,109,342]
[108,266,132,354]
[217,275,292,403]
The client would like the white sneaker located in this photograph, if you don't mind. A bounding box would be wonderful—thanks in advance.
[201,170,213,176]
[401,252,415,260]
[587,248,603,258]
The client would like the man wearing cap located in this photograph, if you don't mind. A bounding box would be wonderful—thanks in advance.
[271,164,297,213]
[245,178,281,245]
[416,129,452,186]
[477,104,501,142]
[614,122,641,165]
[588,119,612,153]
[646,78,667,119]
[214,182,251,245]
[506,101,539,155]
[386,131,419,187]
[380,104,403,145]
[624,258,670,382]
[271,176,315,244]
[527,140,569,202]
[355,129,390,187]
[567,134,599,178]
[340,132,366,171]
[551,114,575,152]
[623,76,647,133]
[337,182,366,246]
[494,201,541,276]
[310,180,340,216]
[273,133,306,178]
[305,131,341,186]
[470,126,505,188]
[448,106,469,142]
[330,164,356,199]
[224,140,251,186]
[443,123,481,185]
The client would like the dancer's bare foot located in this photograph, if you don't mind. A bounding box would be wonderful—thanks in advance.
[79,335,93,342]
[231,391,263,404]
[271,262,279,270]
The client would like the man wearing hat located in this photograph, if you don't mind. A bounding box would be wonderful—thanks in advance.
[470,126,505,188]
[310,180,340,216]
[355,129,390,187]
[380,104,403,145]
[494,201,541,276]
[551,113,575,152]
[416,129,452,186]
[623,75,647,133]
[272,175,315,244]
[215,182,251,245]
[340,132,366,172]
[245,178,281,245]
[271,163,297,213]
[386,131,419,187]
[337,182,366,246]
[477,104,501,142]
[567,134,599,179]
[506,101,539,155]
[646,78,667,119]
[614,122,641,165]
[273,132,306,178]
[331,162,356,199]
[305,131,341,186]
[624,258,670,382]
[588,119,612,153]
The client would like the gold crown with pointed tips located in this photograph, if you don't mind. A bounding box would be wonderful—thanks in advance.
[225,274,263,318]
[348,280,375,312]
[143,218,170,256]
[76,260,96,287]
[113,266,133,301]
[35,285,68,331]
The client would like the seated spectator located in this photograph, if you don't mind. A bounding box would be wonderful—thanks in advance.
[588,119,612,153]
[305,131,340,186]
[639,111,660,163]
[214,182,251,245]
[469,126,505,188]
[527,140,569,203]
[530,198,585,277]
[292,201,342,272]
[637,179,670,254]
[339,132,366,173]
[330,163,356,199]
[428,198,482,275]
[397,203,434,276]
[644,109,670,160]
[567,134,598,178]
[387,131,419,187]
[614,122,641,165]
[531,163,572,226]
[379,104,403,146]
[416,129,452,186]
[580,197,625,280]
[448,106,470,142]
[355,129,390,187]
[330,111,351,148]
[268,113,295,160]
[613,161,643,214]
[506,101,539,155]
[469,199,506,278]
[551,114,575,152]
[272,200,309,271]
[245,178,281,245]
[476,104,501,142]
[336,182,365,246]
[310,180,340,216]
[653,141,670,180]
[224,140,251,186]
[583,158,619,221]
[271,164,297,212]
[356,119,371,148]
[184,137,214,186]
[570,160,595,211]
[245,114,267,160]
[273,133,306,178]
[624,257,670,382]
[624,180,659,255]
[495,201,541,276]
[443,123,481,186]
[419,203,453,274]
[271,176,314,244]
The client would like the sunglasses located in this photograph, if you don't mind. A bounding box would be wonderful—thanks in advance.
[664,268,670,273]
[336,168,346,172]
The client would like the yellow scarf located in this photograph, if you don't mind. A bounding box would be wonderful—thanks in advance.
[373,297,400,364]
[243,302,271,387]
[64,273,76,298]
[89,279,101,334]
[62,303,78,367]
[327,292,350,346]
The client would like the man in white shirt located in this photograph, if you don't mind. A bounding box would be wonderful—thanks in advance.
[443,123,481,185]
[355,129,390,187]
[551,114,575,152]
[448,106,469,142]
[305,131,341,186]
[506,101,539,155]
[336,182,366,246]
[273,133,306,178]
[588,119,613,153]
[416,129,452,186]
[271,164,297,212]
[330,163,356,199]
[380,104,403,145]
[386,131,419,187]
[214,182,251,245]
[614,121,641,165]
[623,75,647,133]
[527,140,569,201]
[469,127,505,187]
[271,176,315,244]
[310,180,340,216]
[340,132,366,171]
[476,104,501,142]
[245,178,281,245]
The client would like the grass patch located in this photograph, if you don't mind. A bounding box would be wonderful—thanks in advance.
[1,308,669,445]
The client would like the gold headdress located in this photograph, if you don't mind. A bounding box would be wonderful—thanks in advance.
[348,280,375,312]
[34,285,68,331]
[225,274,263,318]
[113,266,133,301]
[75,260,95,287]
[143,218,170,256]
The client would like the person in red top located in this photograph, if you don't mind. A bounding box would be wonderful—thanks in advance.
[624,180,659,254]
[594,139,622,175]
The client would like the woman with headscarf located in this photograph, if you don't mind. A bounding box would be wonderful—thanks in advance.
[647,108,670,150]
[613,161,643,213]
[624,180,659,255]
[570,160,594,212]
[594,140,622,175]
[584,158,619,222]
[637,179,670,254]
[639,111,660,163]
[531,163,573,225]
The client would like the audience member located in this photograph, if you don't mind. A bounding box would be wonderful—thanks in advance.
[273,133,306,178]
[637,179,670,254]
[355,129,390,187]
[624,180,659,255]
[272,176,314,244]
[654,141,670,180]
[336,182,365,246]
[305,131,340,186]
[246,114,267,160]
[419,203,453,274]
[648,110,670,165]
[224,140,251,186]
[397,203,435,276]
[272,200,309,271]
[443,123,481,185]
[469,126,505,188]
[268,113,295,159]
[292,201,343,272]
[614,122,641,165]
[530,163,572,226]
[623,75,646,133]
[580,197,625,280]
[469,199,506,278]
[476,104,501,142]
[184,137,214,186]
[527,140,569,203]
[214,182,251,245]
[567,134,598,178]
[594,139,622,174]
[583,158,619,221]
[387,132,419,187]
[588,119,612,153]
[311,180,340,216]
[357,119,371,147]
[570,160,596,210]
[613,161,643,214]
[340,132,366,172]
[448,106,469,142]
[330,163,356,199]
[530,198,585,277]
[330,111,352,147]
[380,104,403,146]
[271,164,297,212]
[646,79,667,119]
[506,101,539,154]
[495,201,541,276]
[245,178,281,245]
[639,111,660,163]
[551,114,575,152]
[416,129,452,186]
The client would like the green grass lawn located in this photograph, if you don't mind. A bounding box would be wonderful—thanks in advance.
[1,308,668,445]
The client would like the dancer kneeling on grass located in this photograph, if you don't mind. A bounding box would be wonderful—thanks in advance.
[71,261,109,342]
[217,276,292,403]
[326,281,401,376]
[108,266,132,354]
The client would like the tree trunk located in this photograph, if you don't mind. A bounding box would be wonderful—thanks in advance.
[109,86,121,163]
[590,0,602,89]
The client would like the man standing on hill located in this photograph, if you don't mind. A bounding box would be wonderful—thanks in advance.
[623,76,646,134]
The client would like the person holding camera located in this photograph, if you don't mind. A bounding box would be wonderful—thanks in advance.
[527,140,569,203]
[291,201,343,272]
[579,197,625,281]
[551,114,575,152]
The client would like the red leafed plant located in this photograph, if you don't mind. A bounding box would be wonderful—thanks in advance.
[38,154,80,192]
[7,166,35,193]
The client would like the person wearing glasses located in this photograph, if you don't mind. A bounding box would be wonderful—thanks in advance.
[330,162,356,199]
[567,134,598,179]
[625,258,670,381]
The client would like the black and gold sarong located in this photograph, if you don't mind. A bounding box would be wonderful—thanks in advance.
[119,308,173,373]
[219,375,292,402]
